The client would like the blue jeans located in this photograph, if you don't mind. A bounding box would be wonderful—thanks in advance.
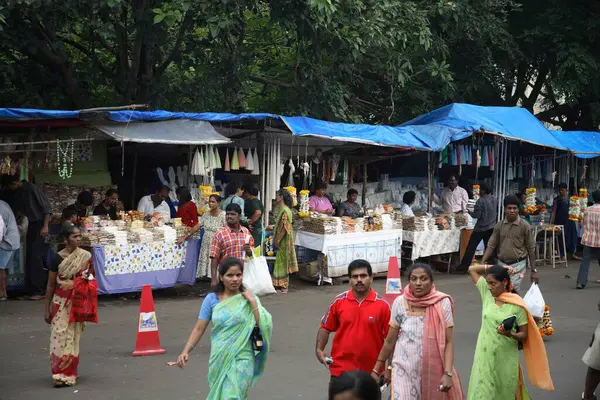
[577,246,600,287]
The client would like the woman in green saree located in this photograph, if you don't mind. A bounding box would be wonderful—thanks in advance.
[272,189,298,293]
[177,257,273,399]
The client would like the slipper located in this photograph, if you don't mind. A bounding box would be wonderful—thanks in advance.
[29,295,45,301]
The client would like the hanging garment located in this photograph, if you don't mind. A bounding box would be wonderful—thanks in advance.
[246,148,254,171]
[198,149,206,176]
[287,158,295,187]
[231,147,240,170]
[191,149,201,175]
[224,149,231,172]
[238,147,247,169]
[214,147,222,169]
[252,148,260,176]
[481,147,489,167]
[457,145,462,165]
[156,167,169,186]
[176,166,185,186]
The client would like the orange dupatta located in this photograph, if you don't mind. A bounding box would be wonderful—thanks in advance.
[497,292,554,392]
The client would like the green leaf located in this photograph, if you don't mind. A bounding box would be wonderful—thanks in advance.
[153,14,165,24]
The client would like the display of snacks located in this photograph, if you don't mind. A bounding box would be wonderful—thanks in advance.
[341,217,357,233]
[298,190,310,217]
[435,217,449,230]
[569,196,581,221]
[390,212,403,230]
[301,215,343,235]
[580,188,588,221]
[364,215,382,232]
[472,185,480,203]
[524,188,537,215]
[284,186,298,207]
[454,213,469,227]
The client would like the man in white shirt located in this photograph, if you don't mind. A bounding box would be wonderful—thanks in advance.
[435,175,468,213]
[137,185,171,221]
[400,191,416,217]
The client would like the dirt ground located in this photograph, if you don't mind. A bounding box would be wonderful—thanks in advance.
[0,265,598,399]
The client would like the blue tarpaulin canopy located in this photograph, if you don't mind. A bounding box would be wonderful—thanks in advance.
[107,110,279,123]
[549,130,600,158]
[280,116,432,150]
[0,108,80,120]
[401,103,568,150]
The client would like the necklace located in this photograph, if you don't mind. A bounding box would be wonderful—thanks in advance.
[57,139,75,179]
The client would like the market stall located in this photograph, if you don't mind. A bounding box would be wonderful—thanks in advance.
[294,208,403,282]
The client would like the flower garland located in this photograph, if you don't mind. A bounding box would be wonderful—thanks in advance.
[284,186,298,207]
[197,186,214,216]
[569,196,581,221]
[538,305,554,337]
[472,185,480,203]
[524,188,537,215]
[298,189,310,217]
[579,188,588,222]
[57,139,75,180]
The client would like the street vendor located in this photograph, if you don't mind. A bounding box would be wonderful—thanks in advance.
[137,185,171,221]
[309,181,334,215]
[550,183,580,260]
[399,191,416,217]
[434,175,468,213]
[62,191,93,219]
[337,189,362,218]
[93,189,118,220]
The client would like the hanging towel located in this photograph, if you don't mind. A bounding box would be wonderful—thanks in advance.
[224,148,231,172]
[204,147,210,168]
[198,149,206,176]
[238,147,247,169]
[252,148,260,176]
[246,148,254,171]
[232,147,240,170]
[191,149,200,175]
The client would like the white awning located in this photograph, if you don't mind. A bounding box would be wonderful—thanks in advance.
[94,119,231,145]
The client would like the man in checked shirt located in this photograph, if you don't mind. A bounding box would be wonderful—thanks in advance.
[576,190,600,289]
[209,203,254,289]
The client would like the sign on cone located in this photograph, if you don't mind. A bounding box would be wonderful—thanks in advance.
[384,256,402,306]
[132,285,166,356]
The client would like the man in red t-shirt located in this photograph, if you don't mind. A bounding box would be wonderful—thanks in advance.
[315,259,391,387]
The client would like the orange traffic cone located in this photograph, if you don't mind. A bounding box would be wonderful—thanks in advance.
[132,285,166,356]
[384,256,402,306]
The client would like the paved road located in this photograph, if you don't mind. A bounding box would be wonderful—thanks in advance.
[0,266,597,399]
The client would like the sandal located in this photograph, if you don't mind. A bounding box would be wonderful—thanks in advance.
[53,380,66,388]
[582,393,597,400]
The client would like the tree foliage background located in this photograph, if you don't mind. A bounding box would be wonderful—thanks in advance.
[0,0,598,129]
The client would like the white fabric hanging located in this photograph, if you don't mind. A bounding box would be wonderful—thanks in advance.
[191,149,201,175]
[246,148,255,171]
[215,147,222,169]
[252,147,260,176]
[198,148,206,176]
[287,158,295,187]
[156,167,169,186]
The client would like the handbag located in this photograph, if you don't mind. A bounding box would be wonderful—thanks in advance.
[250,326,264,352]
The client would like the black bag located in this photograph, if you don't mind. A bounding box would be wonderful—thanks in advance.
[250,326,264,352]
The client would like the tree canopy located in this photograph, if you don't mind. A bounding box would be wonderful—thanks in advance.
[0,0,598,129]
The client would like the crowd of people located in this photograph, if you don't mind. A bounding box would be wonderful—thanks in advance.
[4,173,600,398]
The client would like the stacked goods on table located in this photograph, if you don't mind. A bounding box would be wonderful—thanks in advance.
[301,214,343,235]
[364,215,383,232]
[427,218,438,231]
[154,225,177,243]
[128,228,154,244]
[390,212,403,230]
[434,217,449,230]
[119,210,145,222]
[402,216,429,231]
[40,183,122,215]
[175,225,192,239]
[341,217,357,233]
[454,213,469,228]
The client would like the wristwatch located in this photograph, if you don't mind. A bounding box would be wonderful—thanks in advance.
[444,371,453,377]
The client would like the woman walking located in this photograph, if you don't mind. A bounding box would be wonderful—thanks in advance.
[467,264,554,399]
[179,194,226,280]
[177,257,272,399]
[44,222,95,387]
[372,263,464,400]
[272,189,298,293]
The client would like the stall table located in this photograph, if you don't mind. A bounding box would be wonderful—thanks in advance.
[402,229,461,260]
[93,239,200,294]
[295,229,402,283]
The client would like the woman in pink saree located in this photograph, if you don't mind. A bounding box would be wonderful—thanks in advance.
[43,222,94,387]
[372,263,464,399]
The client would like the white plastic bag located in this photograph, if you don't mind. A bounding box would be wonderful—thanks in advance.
[523,283,545,318]
[243,256,276,297]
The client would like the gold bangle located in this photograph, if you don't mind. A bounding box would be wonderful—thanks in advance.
[372,369,380,376]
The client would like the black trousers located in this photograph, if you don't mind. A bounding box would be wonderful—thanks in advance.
[458,228,494,270]
[24,220,48,296]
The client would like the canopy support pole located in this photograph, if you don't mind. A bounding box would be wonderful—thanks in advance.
[131,146,138,210]
[362,161,367,208]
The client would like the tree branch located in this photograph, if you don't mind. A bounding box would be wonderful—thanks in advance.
[249,75,296,88]
[522,61,550,111]
[156,12,192,77]
[60,37,112,77]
